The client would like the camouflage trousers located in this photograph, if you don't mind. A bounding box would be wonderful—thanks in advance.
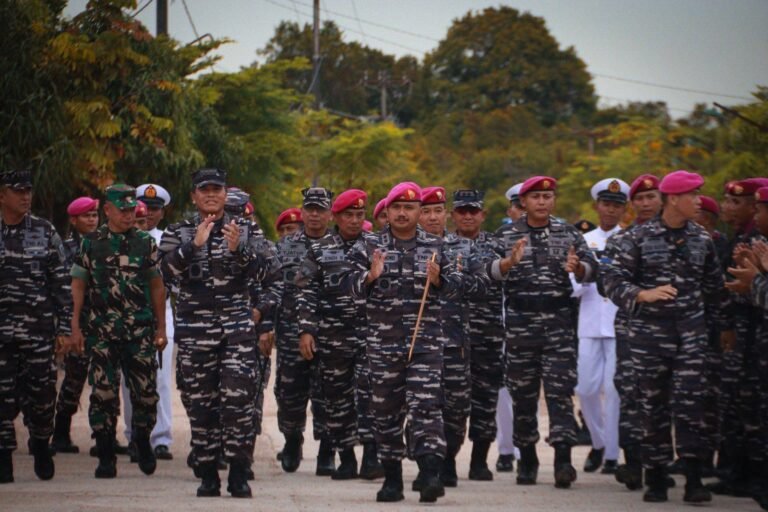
[274,323,326,440]
[318,342,374,451]
[613,317,643,449]
[0,319,56,450]
[177,333,257,463]
[442,346,471,452]
[88,334,157,436]
[56,351,90,417]
[368,345,446,462]
[701,337,722,452]
[468,331,504,442]
[245,349,272,458]
[629,315,708,468]
[505,340,578,447]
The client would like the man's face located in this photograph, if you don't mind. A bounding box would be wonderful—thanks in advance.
[695,210,717,232]
[278,222,301,238]
[669,190,701,220]
[520,191,555,223]
[419,203,447,236]
[374,210,388,229]
[70,210,99,234]
[334,209,365,240]
[104,202,136,233]
[754,203,768,237]
[594,199,626,230]
[451,206,485,236]
[721,194,756,228]
[301,205,331,232]
[507,203,524,221]
[0,186,32,217]
[631,190,662,223]
[134,217,148,230]
[387,202,420,233]
[146,206,164,231]
[191,184,226,216]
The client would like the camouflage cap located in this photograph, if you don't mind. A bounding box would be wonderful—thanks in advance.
[225,187,250,216]
[192,168,227,188]
[105,184,138,209]
[0,169,33,190]
[302,187,333,209]
[453,189,484,209]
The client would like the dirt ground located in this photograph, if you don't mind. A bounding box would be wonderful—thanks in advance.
[2,357,759,511]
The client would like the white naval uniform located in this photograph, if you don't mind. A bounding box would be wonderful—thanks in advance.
[122,226,174,449]
[571,225,621,462]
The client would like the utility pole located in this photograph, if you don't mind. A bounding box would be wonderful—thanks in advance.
[156,0,168,36]
[362,71,410,120]
[311,0,321,107]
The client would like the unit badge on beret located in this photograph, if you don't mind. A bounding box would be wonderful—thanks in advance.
[733,185,743,195]
[357,198,364,207]
[608,180,620,193]
[290,214,297,221]
[406,189,416,199]
[756,192,761,201]
[437,191,443,199]
[643,178,653,189]
[542,180,551,189]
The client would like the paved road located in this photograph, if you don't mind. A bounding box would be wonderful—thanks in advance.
[3,357,759,511]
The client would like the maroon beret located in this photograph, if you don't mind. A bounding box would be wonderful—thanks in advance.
[420,186,446,205]
[332,189,367,213]
[629,174,660,199]
[275,207,302,229]
[519,176,557,196]
[699,195,719,215]
[659,170,704,195]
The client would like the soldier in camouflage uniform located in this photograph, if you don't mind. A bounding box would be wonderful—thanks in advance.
[272,188,332,475]
[602,170,732,504]
[0,169,71,483]
[52,196,100,455]
[343,182,463,503]
[418,187,490,487]
[488,176,597,489]
[452,189,509,480]
[160,169,278,498]
[69,184,166,480]
[295,189,384,481]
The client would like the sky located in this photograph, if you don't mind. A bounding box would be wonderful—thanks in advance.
[64,0,768,118]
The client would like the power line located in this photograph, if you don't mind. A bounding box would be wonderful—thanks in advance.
[349,0,367,46]
[130,0,153,18]
[593,73,753,102]
[599,96,693,115]
[180,0,200,40]
[289,0,302,24]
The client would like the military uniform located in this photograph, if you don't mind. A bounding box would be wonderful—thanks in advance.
[71,184,162,479]
[0,170,71,482]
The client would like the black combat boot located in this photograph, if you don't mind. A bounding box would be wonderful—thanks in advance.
[0,449,13,483]
[440,436,460,487]
[94,432,117,479]
[496,454,515,472]
[227,459,252,498]
[196,461,220,497]
[416,454,446,503]
[553,443,577,489]
[359,442,384,480]
[134,432,156,475]
[281,432,303,473]
[332,447,358,480]
[615,444,643,490]
[376,460,404,502]
[683,457,712,503]
[315,438,335,476]
[516,444,539,485]
[468,440,493,481]
[643,466,668,502]
[51,413,79,454]
[30,437,55,480]
[583,447,604,473]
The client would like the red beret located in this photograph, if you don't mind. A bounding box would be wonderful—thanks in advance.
[373,199,387,219]
[67,196,99,216]
[659,170,704,195]
[275,207,302,229]
[332,189,367,213]
[629,174,660,199]
[755,187,768,203]
[362,220,373,232]
[726,178,768,197]
[420,186,446,205]
[385,182,421,207]
[244,202,254,216]
[135,200,148,218]
[699,195,719,215]
[519,176,557,196]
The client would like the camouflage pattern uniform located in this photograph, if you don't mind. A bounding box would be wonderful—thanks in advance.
[344,225,462,462]
[489,215,596,450]
[160,212,278,465]
[295,229,376,453]
[71,224,160,437]
[602,215,726,471]
[0,213,71,451]
[274,228,327,444]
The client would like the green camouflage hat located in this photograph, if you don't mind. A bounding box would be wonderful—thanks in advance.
[105,184,138,209]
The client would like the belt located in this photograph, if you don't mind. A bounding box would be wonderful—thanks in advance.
[508,296,572,313]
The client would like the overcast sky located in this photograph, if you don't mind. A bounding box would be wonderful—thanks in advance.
[64,0,768,118]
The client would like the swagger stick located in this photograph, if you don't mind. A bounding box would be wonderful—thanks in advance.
[408,252,437,363]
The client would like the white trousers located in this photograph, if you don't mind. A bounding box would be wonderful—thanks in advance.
[123,303,174,448]
[495,386,520,458]
[575,337,619,460]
